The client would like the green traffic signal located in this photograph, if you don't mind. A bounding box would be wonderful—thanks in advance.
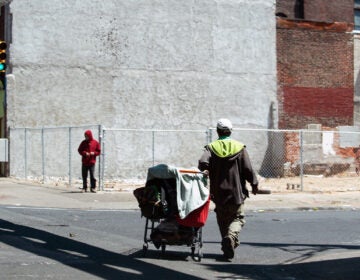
[0,63,5,71]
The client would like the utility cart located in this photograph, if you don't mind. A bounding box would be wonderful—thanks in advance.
[134,164,210,262]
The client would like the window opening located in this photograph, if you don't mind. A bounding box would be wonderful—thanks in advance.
[355,0,360,30]
[295,0,304,19]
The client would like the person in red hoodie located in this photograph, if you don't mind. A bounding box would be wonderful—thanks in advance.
[78,130,101,193]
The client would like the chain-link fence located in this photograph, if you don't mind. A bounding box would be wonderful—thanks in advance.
[8,125,360,192]
[9,125,102,187]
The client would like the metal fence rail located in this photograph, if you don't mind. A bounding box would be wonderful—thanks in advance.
[8,126,360,192]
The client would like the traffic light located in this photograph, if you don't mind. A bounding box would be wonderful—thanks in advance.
[0,41,6,78]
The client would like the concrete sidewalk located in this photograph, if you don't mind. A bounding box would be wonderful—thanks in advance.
[0,178,359,211]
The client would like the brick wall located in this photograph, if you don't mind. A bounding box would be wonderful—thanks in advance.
[282,129,353,166]
[276,0,296,18]
[305,0,353,23]
[277,19,354,129]
[284,131,300,163]
[354,35,360,126]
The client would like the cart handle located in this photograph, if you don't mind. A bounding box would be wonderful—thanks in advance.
[179,169,203,174]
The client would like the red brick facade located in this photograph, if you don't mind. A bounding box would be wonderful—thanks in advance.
[284,131,300,163]
[281,87,353,128]
[277,18,354,129]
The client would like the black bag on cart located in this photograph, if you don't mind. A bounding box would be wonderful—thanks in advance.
[133,179,169,219]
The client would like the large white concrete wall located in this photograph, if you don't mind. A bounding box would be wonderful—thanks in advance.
[7,0,276,130]
[7,0,277,179]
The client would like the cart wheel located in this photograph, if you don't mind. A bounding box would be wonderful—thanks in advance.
[197,248,203,262]
[142,243,148,257]
[191,248,202,262]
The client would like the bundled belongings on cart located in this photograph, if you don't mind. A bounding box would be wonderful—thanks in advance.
[149,219,196,248]
[133,164,210,259]
[133,177,173,220]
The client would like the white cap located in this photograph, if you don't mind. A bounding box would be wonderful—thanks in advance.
[217,118,233,130]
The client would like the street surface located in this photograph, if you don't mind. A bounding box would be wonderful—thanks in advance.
[0,206,359,280]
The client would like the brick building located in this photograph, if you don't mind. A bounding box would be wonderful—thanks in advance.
[275,0,357,177]
[276,0,354,129]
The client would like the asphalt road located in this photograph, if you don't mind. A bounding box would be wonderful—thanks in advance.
[0,206,359,280]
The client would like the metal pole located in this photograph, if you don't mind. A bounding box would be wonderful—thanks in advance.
[24,128,27,179]
[102,129,105,191]
[208,128,213,143]
[41,128,45,183]
[300,130,304,191]
[152,131,155,166]
[99,125,104,191]
[69,127,72,187]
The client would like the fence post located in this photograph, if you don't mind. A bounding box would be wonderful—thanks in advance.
[206,128,212,144]
[101,128,105,191]
[41,128,45,183]
[98,124,103,191]
[69,127,72,187]
[152,130,155,166]
[24,128,28,180]
[300,130,304,191]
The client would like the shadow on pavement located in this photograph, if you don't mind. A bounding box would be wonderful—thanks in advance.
[204,241,360,280]
[202,256,360,280]
[2,219,359,280]
[0,219,203,280]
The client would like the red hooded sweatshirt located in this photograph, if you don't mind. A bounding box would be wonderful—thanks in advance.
[78,130,101,166]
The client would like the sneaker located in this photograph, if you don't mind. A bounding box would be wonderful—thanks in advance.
[81,189,87,193]
[222,236,235,259]
[90,188,97,193]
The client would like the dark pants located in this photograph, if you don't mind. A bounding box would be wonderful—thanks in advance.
[82,164,96,190]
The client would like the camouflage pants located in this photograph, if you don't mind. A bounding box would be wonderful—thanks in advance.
[215,203,245,248]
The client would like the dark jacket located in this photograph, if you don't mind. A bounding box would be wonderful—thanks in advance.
[78,130,101,166]
[198,137,258,206]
